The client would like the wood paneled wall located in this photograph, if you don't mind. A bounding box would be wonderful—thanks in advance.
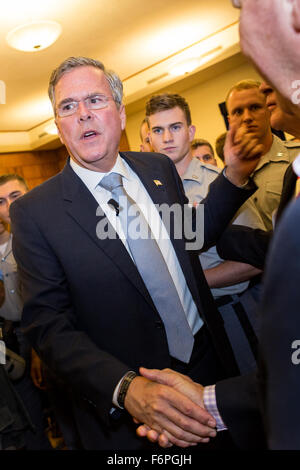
[0,130,130,190]
[0,147,68,190]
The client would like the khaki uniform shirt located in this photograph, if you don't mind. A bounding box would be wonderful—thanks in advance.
[182,158,265,298]
[250,135,300,231]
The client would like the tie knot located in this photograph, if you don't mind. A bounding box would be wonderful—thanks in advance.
[99,172,123,193]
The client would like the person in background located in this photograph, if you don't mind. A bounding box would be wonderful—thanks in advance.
[0,174,51,450]
[226,79,299,231]
[191,139,218,167]
[259,81,300,225]
[139,118,153,152]
[0,220,9,309]
[216,81,300,265]
[215,132,227,164]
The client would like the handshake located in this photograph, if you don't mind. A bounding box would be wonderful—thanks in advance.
[124,367,218,448]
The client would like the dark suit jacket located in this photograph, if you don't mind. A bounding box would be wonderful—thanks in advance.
[10,152,255,449]
[258,198,300,449]
[276,162,297,223]
[215,162,298,449]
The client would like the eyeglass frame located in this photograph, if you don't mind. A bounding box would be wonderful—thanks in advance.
[56,93,115,117]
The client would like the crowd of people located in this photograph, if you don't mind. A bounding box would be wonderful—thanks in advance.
[1,0,300,451]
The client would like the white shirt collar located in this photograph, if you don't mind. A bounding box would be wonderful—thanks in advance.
[69,154,131,192]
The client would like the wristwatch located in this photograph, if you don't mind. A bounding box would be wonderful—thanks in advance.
[117,371,137,408]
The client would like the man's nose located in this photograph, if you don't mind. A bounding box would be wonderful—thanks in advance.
[163,128,173,141]
[78,101,92,121]
[242,108,253,122]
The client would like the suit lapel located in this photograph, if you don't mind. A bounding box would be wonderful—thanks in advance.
[60,161,156,310]
[121,152,169,205]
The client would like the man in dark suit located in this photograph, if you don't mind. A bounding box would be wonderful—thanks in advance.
[10,56,262,450]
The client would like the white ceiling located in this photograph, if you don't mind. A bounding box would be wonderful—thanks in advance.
[0,0,240,152]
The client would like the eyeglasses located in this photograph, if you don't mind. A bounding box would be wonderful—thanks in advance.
[57,94,115,117]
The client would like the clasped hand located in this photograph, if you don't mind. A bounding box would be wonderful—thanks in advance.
[124,367,216,448]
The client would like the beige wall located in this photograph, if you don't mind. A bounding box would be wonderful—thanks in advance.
[125,60,262,166]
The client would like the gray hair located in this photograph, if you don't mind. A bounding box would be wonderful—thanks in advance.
[48,56,123,113]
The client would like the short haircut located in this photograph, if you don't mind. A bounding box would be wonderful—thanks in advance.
[226,79,262,108]
[191,139,214,156]
[215,132,227,162]
[0,174,28,191]
[145,93,192,126]
[48,56,123,113]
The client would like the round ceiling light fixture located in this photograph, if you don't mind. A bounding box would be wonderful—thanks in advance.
[6,20,62,52]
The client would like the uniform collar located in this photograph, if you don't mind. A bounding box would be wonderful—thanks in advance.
[254,134,290,173]
[182,158,220,183]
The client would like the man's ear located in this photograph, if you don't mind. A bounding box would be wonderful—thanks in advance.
[292,0,300,32]
[119,104,126,130]
[55,119,64,145]
[188,124,196,142]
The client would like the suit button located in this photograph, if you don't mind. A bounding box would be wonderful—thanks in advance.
[155,320,163,329]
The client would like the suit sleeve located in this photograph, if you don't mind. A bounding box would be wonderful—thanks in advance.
[216,225,272,269]
[166,157,258,251]
[216,200,300,449]
[215,371,266,449]
[200,173,258,250]
[10,201,130,427]
[258,198,300,449]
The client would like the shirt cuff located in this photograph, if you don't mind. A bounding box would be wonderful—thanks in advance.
[203,385,227,431]
[222,167,250,188]
[112,373,127,408]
